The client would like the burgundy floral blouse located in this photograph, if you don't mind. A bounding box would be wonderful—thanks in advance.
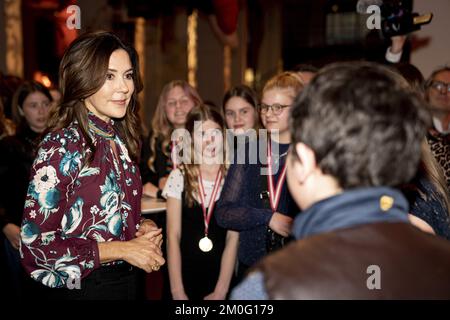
[20,113,142,288]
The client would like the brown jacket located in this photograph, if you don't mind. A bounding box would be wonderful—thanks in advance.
[256,222,450,299]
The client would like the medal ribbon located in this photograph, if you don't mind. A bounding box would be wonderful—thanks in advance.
[267,140,288,213]
[198,170,223,236]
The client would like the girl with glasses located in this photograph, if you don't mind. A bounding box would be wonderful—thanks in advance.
[215,72,303,282]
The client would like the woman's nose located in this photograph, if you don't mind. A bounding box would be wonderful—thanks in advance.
[37,103,46,114]
[117,78,129,93]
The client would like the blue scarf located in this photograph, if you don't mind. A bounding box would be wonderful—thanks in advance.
[292,187,410,240]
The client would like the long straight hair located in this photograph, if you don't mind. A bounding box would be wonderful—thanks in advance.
[47,31,143,164]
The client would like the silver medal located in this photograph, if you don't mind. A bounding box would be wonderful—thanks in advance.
[199,236,213,252]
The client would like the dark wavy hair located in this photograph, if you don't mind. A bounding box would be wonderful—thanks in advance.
[290,61,430,188]
[47,31,143,163]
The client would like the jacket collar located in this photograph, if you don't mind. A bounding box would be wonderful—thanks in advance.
[292,187,410,240]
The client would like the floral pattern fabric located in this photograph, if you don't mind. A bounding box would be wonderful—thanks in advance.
[20,113,142,288]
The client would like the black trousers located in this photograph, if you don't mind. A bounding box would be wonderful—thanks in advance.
[30,263,142,300]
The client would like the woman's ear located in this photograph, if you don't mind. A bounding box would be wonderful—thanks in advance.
[18,106,24,116]
[294,142,317,184]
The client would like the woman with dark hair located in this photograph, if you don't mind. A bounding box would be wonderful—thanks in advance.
[19,31,164,300]
[222,85,261,164]
[216,72,303,282]
[222,85,260,136]
[0,81,52,297]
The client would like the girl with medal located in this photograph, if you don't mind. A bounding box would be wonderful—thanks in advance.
[216,72,303,282]
[262,73,302,254]
[164,105,238,300]
[140,81,202,299]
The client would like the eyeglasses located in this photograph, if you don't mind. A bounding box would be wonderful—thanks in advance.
[258,103,291,115]
[428,80,450,94]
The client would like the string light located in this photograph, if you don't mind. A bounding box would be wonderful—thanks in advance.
[187,9,198,88]
[224,45,231,92]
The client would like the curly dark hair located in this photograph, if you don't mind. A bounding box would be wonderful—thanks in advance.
[290,61,430,188]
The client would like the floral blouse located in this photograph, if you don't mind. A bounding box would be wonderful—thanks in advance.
[20,113,142,288]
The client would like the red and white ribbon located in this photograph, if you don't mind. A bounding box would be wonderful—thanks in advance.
[267,140,288,213]
[198,170,223,236]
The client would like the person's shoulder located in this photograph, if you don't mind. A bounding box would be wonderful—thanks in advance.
[32,124,87,177]
[162,168,185,199]
[168,168,184,181]
[37,124,88,166]
[42,123,85,147]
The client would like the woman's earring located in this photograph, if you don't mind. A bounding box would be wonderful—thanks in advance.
[18,107,24,116]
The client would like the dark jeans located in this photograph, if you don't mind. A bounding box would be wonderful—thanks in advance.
[32,263,142,300]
